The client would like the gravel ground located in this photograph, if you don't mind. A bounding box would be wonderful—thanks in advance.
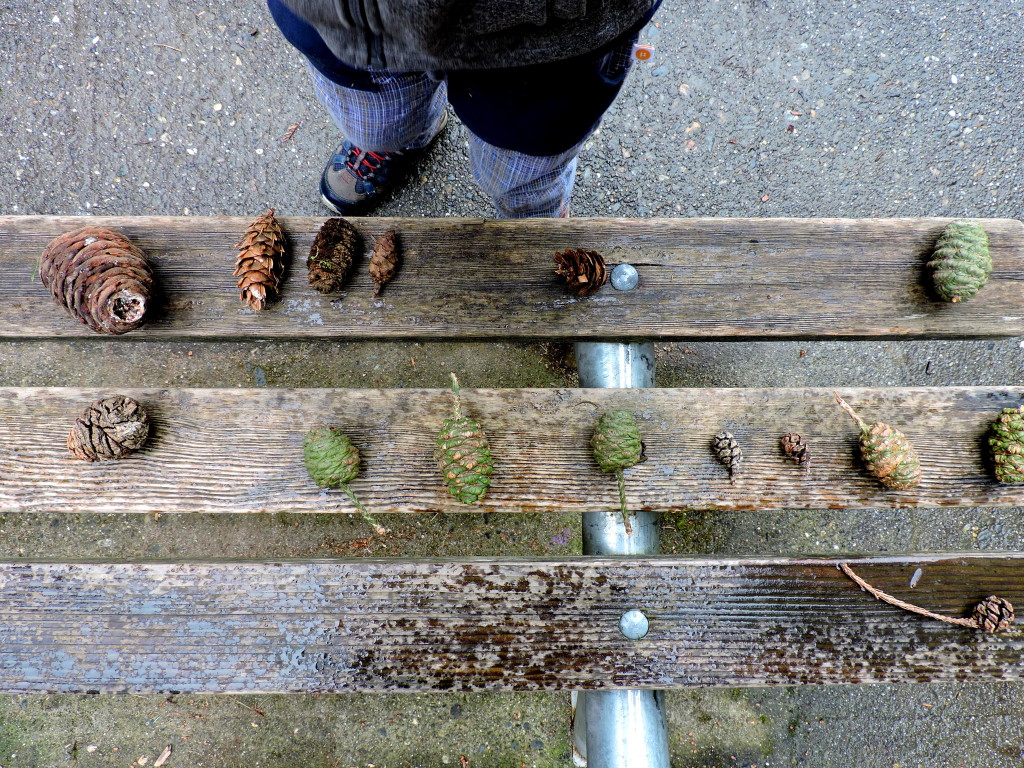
[1,1,1023,766]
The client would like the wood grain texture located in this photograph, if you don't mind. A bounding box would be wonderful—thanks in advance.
[0,554,1021,693]
[2,216,1023,340]
[1,386,1021,515]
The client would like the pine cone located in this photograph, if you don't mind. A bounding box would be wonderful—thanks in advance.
[304,427,361,488]
[554,248,608,297]
[67,395,150,461]
[40,226,154,334]
[434,374,493,505]
[591,410,644,534]
[989,406,1024,484]
[835,394,921,490]
[369,230,400,297]
[780,432,811,473]
[234,209,286,311]
[972,595,1014,633]
[712,431,742,484]
[308,217,359,294]
[927,220,991,303]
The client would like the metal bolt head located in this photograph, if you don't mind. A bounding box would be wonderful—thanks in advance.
[619,608,650,640]
[610,263,639,291]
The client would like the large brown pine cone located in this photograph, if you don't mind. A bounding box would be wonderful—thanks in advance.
[369,230,400,296]
[40,226,154,334]
[554,248,608,297]
[67,395,150,461]
[234,209,286,310]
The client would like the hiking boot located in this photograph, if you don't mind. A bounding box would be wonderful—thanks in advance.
[319,116,447,214]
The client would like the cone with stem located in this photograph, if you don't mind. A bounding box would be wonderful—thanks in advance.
[303,426,387,534]
[834,393,921,490]
[434,374,493,505]
[590,410,644,535]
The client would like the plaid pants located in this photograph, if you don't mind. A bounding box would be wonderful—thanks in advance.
[310,66,582,219]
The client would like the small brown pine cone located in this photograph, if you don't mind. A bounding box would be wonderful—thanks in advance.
[780,432,811,473]
[554,248,608,297]
[40,226,154,334]
[234,209,286,311]
[972,595,1014,633]
[369,230,400,296]
[308,217,359,293]
[67,395,150,461]
[712,431,742,484]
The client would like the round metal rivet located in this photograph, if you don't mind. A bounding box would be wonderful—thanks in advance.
[610,263,639,291]
[619,608,650,640]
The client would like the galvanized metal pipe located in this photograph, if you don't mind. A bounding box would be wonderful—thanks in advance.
[571,325,669,768]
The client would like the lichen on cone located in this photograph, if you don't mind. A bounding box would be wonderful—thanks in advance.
[303,427,386,534]
[927,220,991,303]
[989,405,1024,484]
[308,217,359,294]
[67,395,150,461]
[434,374,493,505]
[554,248,608,297]
[591,410,644,535]
[234,208,286,311]
[369,230,400,296]
[40,226,154,334]
[834,393,921,490]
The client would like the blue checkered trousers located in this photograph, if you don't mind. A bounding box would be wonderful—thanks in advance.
[268,0,643,218]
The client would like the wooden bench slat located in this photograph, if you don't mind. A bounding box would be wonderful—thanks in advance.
[3,216,1023,340]
[1,386,1021,514]
[0,554,1020,693]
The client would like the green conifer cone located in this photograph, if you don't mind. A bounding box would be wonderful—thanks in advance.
[927,220,991,303]
[834,393,921,490]
[591,410,644,535]
[989,406,1024,484]
[435,374,493,504]
[303,427,387,534]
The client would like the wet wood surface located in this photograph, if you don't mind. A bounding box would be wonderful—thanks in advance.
[0,554,1021,693]
[2,216,1023,340]
[0,386,1021,515]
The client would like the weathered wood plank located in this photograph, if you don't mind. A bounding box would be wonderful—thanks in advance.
[0,554,1020,693]
[0,386,1021,514]
[2,216,1023,340]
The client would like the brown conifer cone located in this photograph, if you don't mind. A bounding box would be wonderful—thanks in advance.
[308,217,359,293]
[234,209,286,311]
[554,248,608,296]
[40,226,154,334]
[369,230,401,296]
[67,395,150,461]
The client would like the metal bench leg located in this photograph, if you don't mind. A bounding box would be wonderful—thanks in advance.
[571,339,669,768]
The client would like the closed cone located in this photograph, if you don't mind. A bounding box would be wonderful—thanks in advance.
[434,374,493,505]
[308,217,359,293]
[927,220,991,303]
[234,208,286,311]
[369,230,400,296]
[67,395,150,461]
[989,406,1024,484]
[303,427,386,534]
[712,431,742,484]
[780,432,811,473]
[40,226,154,334]
[835,393,921,490]
[591,410,644,535]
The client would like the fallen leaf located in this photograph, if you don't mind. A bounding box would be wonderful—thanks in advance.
[154,746,172,768]
[280,121,301,142]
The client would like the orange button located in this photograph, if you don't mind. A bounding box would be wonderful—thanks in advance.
[632,45,654,62]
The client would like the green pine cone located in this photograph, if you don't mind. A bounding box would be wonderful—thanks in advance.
[591,411,643,472]
[859,422,921,490]
[990,406,1024,484]
[927,220,991,303]
[304,427,360,487]
[435,375,493,504]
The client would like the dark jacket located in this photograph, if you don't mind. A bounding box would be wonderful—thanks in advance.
[279,0,656,71]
